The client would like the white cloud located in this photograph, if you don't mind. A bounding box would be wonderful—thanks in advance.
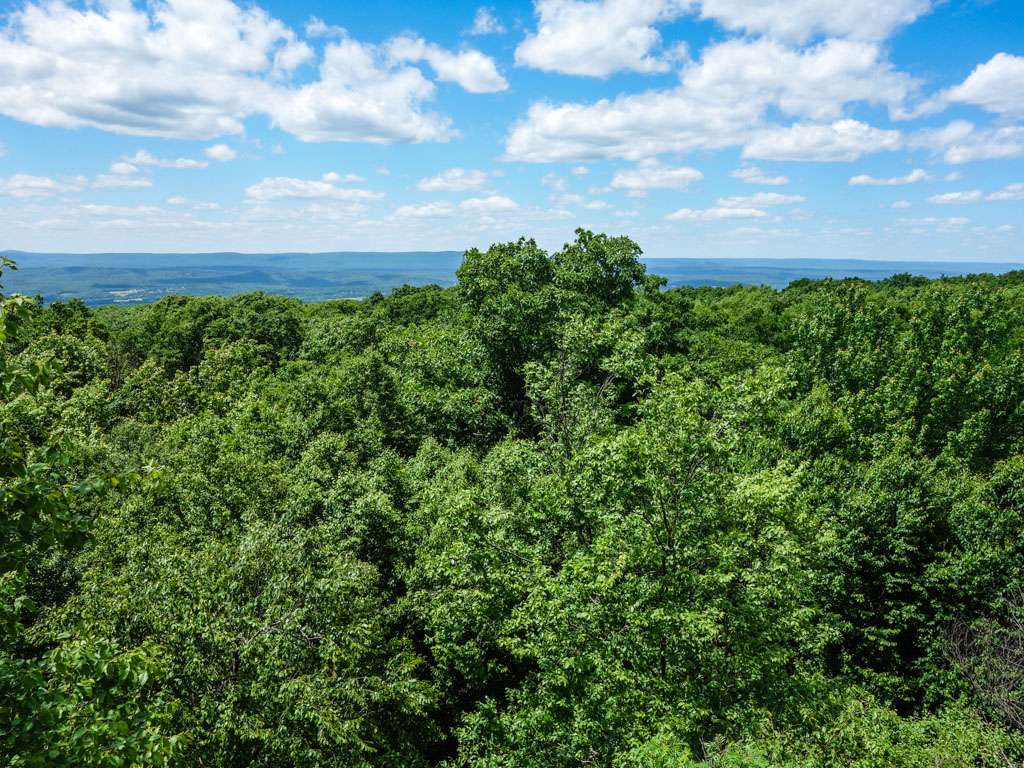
[417,168,490,192]
[928,190,982,204]
[987,182,1024,201]
[460,195,519,212]
[79,204,163,218]
[731,166,789,185]
[0,0,461,145]
[469,7,505,35]
[167,196,188,205]
[387,36,507,93]
[109,162,139,176]
[0,0,307,139]
[686,39,915,121]
[322,171,365,183]
[272,37,453,142]
[849,168,928,185]
[93,174,153,189]
[911,121,1024,164]
[942,53,1024,117]
[717,192,804,207]
[515,0,687,77]
[205,144,237,161]
[395,194,519,217]
[505,38,914,161]
[571,166,590,175]
[125,150,207,170]
[692,0,932,43]
[395,201,457,218]
[245,176,384,201]
[0,174,81,197]
[666,206,768,221]
[305,17,344,37]
[743,120,902,162]
[944,128,1024,164]
[891,200,912,209]
[610,161,703,191]
[514,0,930,77]
[897,216,969,232]
[912,119,974,147]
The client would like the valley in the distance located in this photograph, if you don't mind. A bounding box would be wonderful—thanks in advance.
[4,249,1023,305]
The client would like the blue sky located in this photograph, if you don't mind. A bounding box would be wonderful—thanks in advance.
[0,0,1021,260]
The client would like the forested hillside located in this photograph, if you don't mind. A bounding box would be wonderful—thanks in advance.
[3,232,1024,767]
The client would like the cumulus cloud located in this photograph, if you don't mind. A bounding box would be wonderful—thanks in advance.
[0,0,470,144]
[928,190,983,204]
[515,0,688,77]
[692,0,932,43]
[688,39,915,121]
[897,216,969,232]
[205,144,237,161]
[743,120,903,161]
[891,200,912,209]
[270,37,453,142]
[731,166,789,185]
[468,7,505,35]
[610,161,703,191]
[395,195,518,217]
[987,182,1024,201]
[460,195,519,212]
[322,171,365,183]
[505,39,914,161]
[942,53,1024,117]
[93,174,153,189]
[0,0,304,138]
[387,36,507,93]
[394,201,458,218]
[666,206,768,221]
[513,0,932,79]
[417,168,491,192]
[245,176,384,201]
[717,192,805,207]
[943,128,1024,164]
[305,16,344,37]
[0,174,82,197]
[849,168,928,185]
[125,151,207,170]
[911,121,1024,164]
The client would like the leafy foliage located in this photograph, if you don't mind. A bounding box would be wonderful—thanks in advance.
[5,232,1024,765]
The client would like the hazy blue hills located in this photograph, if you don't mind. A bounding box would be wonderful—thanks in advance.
[3,249,1023,305]
[0,250,465,305]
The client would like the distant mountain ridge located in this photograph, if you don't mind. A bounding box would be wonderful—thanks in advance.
[0,249,466,271]
[2,250,1022,306]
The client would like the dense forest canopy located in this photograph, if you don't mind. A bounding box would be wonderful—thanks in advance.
[3,232,1024,766]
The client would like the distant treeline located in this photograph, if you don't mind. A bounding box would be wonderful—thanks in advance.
[4,248,1022,305]
[3,232,1024,766]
